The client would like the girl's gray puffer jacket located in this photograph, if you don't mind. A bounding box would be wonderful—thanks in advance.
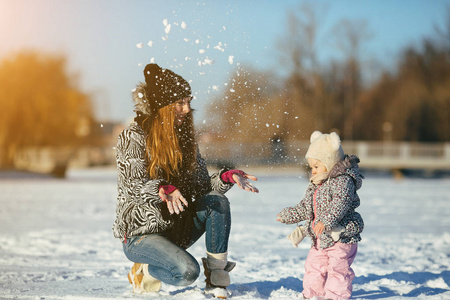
[278,155,364,249]
[112,123,233,243]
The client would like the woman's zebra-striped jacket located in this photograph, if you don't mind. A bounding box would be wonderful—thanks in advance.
[112,122,233,242]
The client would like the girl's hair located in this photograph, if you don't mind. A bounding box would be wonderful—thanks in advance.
[141,103,197,180]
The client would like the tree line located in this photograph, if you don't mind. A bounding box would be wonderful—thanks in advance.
[0,51,95,168]
[204,4,450,145]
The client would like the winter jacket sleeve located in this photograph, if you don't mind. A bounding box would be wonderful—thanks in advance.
[320,175,355,231]
[342,211,364,237]
[277,185,314,224]
[114,126,173,238]
[116,127,167,202]
[190,149,233,198]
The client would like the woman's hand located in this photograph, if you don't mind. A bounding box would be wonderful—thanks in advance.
[232,172,259,193]
[159,188,189,215]
[313,221,325,236]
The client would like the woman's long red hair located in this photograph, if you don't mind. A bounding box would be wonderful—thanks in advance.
[142,103,196,180]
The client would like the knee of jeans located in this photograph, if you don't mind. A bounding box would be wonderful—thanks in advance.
[178,261,200,285]
[211,194,230,212]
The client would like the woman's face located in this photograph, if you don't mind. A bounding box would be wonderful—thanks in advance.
[308,158,327,176]
[174,97,192,126]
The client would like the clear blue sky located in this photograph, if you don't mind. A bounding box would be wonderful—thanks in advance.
[1,0,448,123]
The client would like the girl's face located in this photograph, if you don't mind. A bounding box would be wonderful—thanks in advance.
[174,97,192,126]
[308,158,327,176]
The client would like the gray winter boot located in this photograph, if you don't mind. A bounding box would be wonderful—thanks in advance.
[201,254,236,299]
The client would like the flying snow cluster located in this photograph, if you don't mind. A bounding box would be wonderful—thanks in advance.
[133,13,272,130]
[135,16,236,76]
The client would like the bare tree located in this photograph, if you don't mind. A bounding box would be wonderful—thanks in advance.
[331,19,372,140]
[434,6,450,52]
[0,51,95,168]
[278,2,330,131]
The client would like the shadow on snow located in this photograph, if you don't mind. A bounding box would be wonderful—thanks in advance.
[353,270,450,299]
[168,270,449,299]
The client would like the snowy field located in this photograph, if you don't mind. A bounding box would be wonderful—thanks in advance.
[0,166,449,300]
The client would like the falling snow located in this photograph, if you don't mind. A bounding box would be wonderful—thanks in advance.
[165,24,172,35]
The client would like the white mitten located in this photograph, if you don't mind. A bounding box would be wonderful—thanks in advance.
[287,225,306,248]
[325,224,345,241]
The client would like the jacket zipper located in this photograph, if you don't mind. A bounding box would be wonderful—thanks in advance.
[312,184,321,229]
[312,184,322,247]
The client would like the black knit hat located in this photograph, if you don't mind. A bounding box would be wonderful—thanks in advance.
[142,63,192,111]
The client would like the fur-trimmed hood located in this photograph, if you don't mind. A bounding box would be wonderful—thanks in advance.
[329,155,364,190]
[132,82,152,115]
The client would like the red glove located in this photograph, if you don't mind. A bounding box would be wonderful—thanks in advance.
[160,185,177,196]
[221,169,246,184]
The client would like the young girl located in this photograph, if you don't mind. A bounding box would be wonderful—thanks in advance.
[113,63,259,299]
[277,131,364,300]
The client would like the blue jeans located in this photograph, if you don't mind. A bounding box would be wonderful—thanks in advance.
[122,191,231,286]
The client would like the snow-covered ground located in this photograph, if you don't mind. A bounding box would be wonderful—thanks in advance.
[0,167,449,299]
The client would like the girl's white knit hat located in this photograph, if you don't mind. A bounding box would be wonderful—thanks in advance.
[305,131,345,171]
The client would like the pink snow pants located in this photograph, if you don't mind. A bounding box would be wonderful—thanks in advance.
[302,242,358,300]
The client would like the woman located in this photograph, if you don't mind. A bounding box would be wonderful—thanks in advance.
[112,63,259,299]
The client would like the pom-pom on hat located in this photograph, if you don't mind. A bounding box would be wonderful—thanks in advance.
[133,63,192,115]
[305,131,345,171]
